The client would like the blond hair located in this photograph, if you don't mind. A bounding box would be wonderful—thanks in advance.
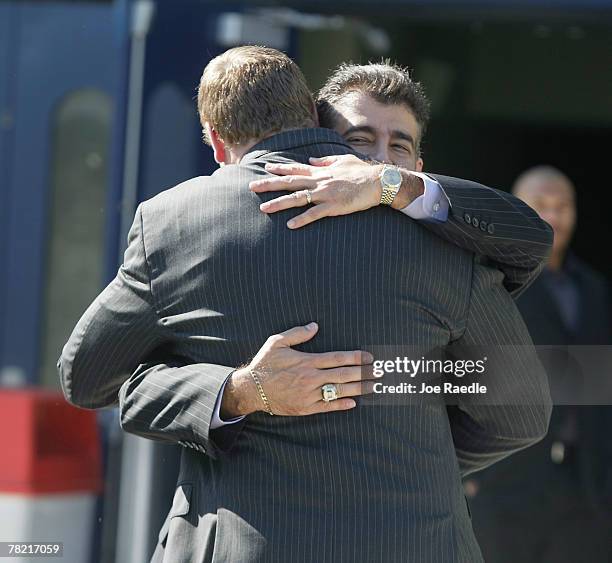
[197,46,316,146]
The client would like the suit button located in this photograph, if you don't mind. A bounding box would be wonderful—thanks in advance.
[433,202,440,212]
[464,212,471,224]
[472,217,479,228]
[487,223,495,234]
[479,221,487,232]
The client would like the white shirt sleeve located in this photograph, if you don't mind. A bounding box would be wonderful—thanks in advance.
[399,171,450,222]
[209,372,246,429]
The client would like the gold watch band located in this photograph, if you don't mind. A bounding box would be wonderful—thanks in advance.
[380,186,398,206]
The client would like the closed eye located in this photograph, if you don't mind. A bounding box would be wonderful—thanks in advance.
[346,137,372,145]
[392,144,412,154]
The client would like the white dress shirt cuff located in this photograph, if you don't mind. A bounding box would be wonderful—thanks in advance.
[400,172,450,222]
[210,372,246,429]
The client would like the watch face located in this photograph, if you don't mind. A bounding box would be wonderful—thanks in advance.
[383,167,402,187]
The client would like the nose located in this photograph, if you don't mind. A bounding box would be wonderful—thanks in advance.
[372,144,391,165]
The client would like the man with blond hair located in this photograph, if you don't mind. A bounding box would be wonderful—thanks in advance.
[59,47,551,562]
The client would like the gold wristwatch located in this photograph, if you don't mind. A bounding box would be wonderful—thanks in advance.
[379,165,403,206]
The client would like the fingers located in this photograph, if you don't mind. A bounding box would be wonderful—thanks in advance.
[250,175,317,193]
[301,380,374,415]
[272,322,319,347]
[260,190,314,214]
[317,365,378,384]
[309,154,362,167]
[286,204,333,229]
[301,378,375,415]
[331,380,376,398]
[308,350,374,369]
[261,196,333,228]
[301,398,357,415]
[265,162,315,176]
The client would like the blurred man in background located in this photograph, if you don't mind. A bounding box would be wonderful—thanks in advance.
[467,166,612,562]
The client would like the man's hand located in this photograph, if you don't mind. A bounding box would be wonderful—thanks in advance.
[249,154,424,229]
[220,322,378,418]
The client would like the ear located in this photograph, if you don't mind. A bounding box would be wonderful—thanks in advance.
[205,123,227,165]
[416,157,424,172]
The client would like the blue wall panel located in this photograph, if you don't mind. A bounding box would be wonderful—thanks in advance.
[0,3,16,378]
[0,2,117,383]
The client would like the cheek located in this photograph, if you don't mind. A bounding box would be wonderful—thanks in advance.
[390,155,418,170]
[347,143,376,160]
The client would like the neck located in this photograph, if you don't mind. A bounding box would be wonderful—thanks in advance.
[224,125,318,164]
[224,141,255,164]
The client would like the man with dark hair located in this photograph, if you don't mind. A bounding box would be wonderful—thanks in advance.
[59,48,551,562]
[316,61,432,154]
[252,61,549,295]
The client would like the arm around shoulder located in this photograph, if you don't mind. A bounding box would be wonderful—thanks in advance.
[57,203,170,408]
[119,360,244,459]
[421,174,553,297]
[445,261,552,476]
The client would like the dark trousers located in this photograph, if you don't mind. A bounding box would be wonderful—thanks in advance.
[470,476,612,563]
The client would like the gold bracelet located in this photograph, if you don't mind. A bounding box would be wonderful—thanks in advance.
[249,368,274,416]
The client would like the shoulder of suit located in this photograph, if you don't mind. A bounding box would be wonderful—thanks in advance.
[139,175,211,211]
[138,163,268,222]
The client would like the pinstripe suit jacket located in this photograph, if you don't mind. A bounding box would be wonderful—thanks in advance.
[58,129,552,562]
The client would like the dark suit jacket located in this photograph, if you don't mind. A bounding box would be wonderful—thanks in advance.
[518,255,611,346]
[471,256,612,514]
[420,174,551,297]
[58,129,551,562]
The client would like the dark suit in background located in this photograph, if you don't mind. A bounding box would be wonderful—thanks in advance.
[59,129,552,562]
[469,253,612,562]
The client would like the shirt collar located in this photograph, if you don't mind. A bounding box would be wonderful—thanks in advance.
[240,128,351,164]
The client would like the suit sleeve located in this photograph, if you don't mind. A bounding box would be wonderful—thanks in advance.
[422,174,553,298]
[57,204,172,409]
[118,360,241,459]
[445,261,552,477]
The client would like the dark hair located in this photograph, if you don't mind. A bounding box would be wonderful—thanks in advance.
[316,61,431,151]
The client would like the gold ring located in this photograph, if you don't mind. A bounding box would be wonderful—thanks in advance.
[305,190,312,204]
[321,383,338,402]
